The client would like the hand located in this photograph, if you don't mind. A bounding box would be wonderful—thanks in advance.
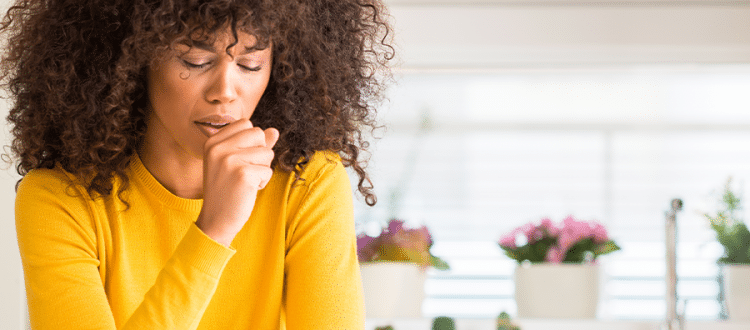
[195,120,279,246]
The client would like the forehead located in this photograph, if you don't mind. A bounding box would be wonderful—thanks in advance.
[172,25,268,51]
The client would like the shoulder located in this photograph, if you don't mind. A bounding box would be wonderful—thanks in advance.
[15,166,97,228]
[296,150,347,183]
[272,151,351,211]
[288,151,352,205]
[17,166,88,200]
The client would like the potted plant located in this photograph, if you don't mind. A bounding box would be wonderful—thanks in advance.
[357,219,449,318]
[431,316,456,330]
[498,216,620,318]
[497,311,521,330]
[704,179,750,321]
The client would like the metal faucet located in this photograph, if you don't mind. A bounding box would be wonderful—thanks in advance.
[664,198,684,330]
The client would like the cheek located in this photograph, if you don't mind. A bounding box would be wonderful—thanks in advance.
[150,71,194,112]
[242,75,271,113]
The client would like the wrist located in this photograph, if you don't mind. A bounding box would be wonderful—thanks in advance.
[195,214,236,247]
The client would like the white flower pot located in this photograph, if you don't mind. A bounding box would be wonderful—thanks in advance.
[360,262,426,318]
[723,264,750,321]
[514,263,599,318]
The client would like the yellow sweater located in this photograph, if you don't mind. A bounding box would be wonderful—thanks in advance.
[16,152,364,329]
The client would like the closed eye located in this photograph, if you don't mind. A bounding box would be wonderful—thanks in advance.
[239,64,262,72]
[181,59,209,69]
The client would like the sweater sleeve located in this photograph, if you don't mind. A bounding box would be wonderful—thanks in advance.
[15,170,235,330]
[283,155,365,329]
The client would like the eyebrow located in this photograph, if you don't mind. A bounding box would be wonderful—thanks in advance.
[179,40,261,55]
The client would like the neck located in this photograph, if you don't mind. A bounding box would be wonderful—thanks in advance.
[138,128,204,200]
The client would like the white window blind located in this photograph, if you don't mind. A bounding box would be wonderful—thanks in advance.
[351,65,750,319]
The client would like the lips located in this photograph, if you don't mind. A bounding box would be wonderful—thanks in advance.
[195,114,236,137]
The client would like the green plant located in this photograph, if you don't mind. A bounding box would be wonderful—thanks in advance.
[499,216,620,264]
[705,179,750,264]
[357,219,449,270]
[374,326,394,330]
[431,316,455,330]
[496,311,521,330]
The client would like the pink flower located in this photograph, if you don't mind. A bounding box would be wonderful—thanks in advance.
[416,225,433,247]
[539,218,560,236]
[556,232,576,253]
[591,222,609,244]
[499,230,518,249]
[555,216,592,256]
[500,216,619,264]
[520,223,535,238]
[545,246,564,263]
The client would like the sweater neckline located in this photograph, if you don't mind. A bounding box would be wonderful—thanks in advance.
[130,153,203,212]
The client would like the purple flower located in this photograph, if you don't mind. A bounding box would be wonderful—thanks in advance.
[358,219,448,269]
[387,219,404,235]
[357,234,378,262]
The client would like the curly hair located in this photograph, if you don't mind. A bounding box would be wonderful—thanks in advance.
[0,0,393,206]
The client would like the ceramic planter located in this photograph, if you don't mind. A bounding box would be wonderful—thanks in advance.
[360,262,426,318]
[514,263,599,318]
[723,264,750,321]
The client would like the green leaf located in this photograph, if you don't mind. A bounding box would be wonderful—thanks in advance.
[706,179,750,265]
[431,255,450,270]
[594,240,621,257]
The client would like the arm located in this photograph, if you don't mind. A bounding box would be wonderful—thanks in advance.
[16,171,235,330]
[284,156,365,329]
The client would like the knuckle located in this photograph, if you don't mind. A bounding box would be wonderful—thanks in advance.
[205,141,228,158]
[236,167,261,186]
[235,168,253,184]
[221,152,236,166]
[250,127,266,139]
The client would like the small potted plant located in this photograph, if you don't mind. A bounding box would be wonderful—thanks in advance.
[498,216,620,318]
[704,179,750,320]
[431,316,456,330]
[496,311,521,330]
[357,219,449,318]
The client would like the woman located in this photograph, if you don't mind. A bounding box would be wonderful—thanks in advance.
[1,0,392,329]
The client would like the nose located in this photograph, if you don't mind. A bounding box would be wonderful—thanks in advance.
[204,61,238,104]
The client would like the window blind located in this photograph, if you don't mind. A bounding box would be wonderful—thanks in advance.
[351,65,750,319]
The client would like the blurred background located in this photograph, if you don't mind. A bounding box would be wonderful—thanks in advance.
[4,0,750,329]
[351,0,750,323]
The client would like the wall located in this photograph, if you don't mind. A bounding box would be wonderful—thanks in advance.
[387,0,750,69]
[0,0,23,329]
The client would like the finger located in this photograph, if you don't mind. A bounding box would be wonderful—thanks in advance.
[235,164,274,190]
[256,166,274,190]
[206,128,267,158]
[264,128,280,148]
[229,146,275,167]
[204,119,254,148]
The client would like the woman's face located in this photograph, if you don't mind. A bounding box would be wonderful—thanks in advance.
[145,28,272,159]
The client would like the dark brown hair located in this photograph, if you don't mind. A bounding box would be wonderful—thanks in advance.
[0,0,393,205]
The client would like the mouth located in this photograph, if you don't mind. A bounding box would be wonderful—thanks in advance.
[195,122,230,129]
[194,114,235,137]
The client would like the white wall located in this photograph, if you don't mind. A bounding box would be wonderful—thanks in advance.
[1,2,23,330]
[387,0,750,69]
[1,2,25,329]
